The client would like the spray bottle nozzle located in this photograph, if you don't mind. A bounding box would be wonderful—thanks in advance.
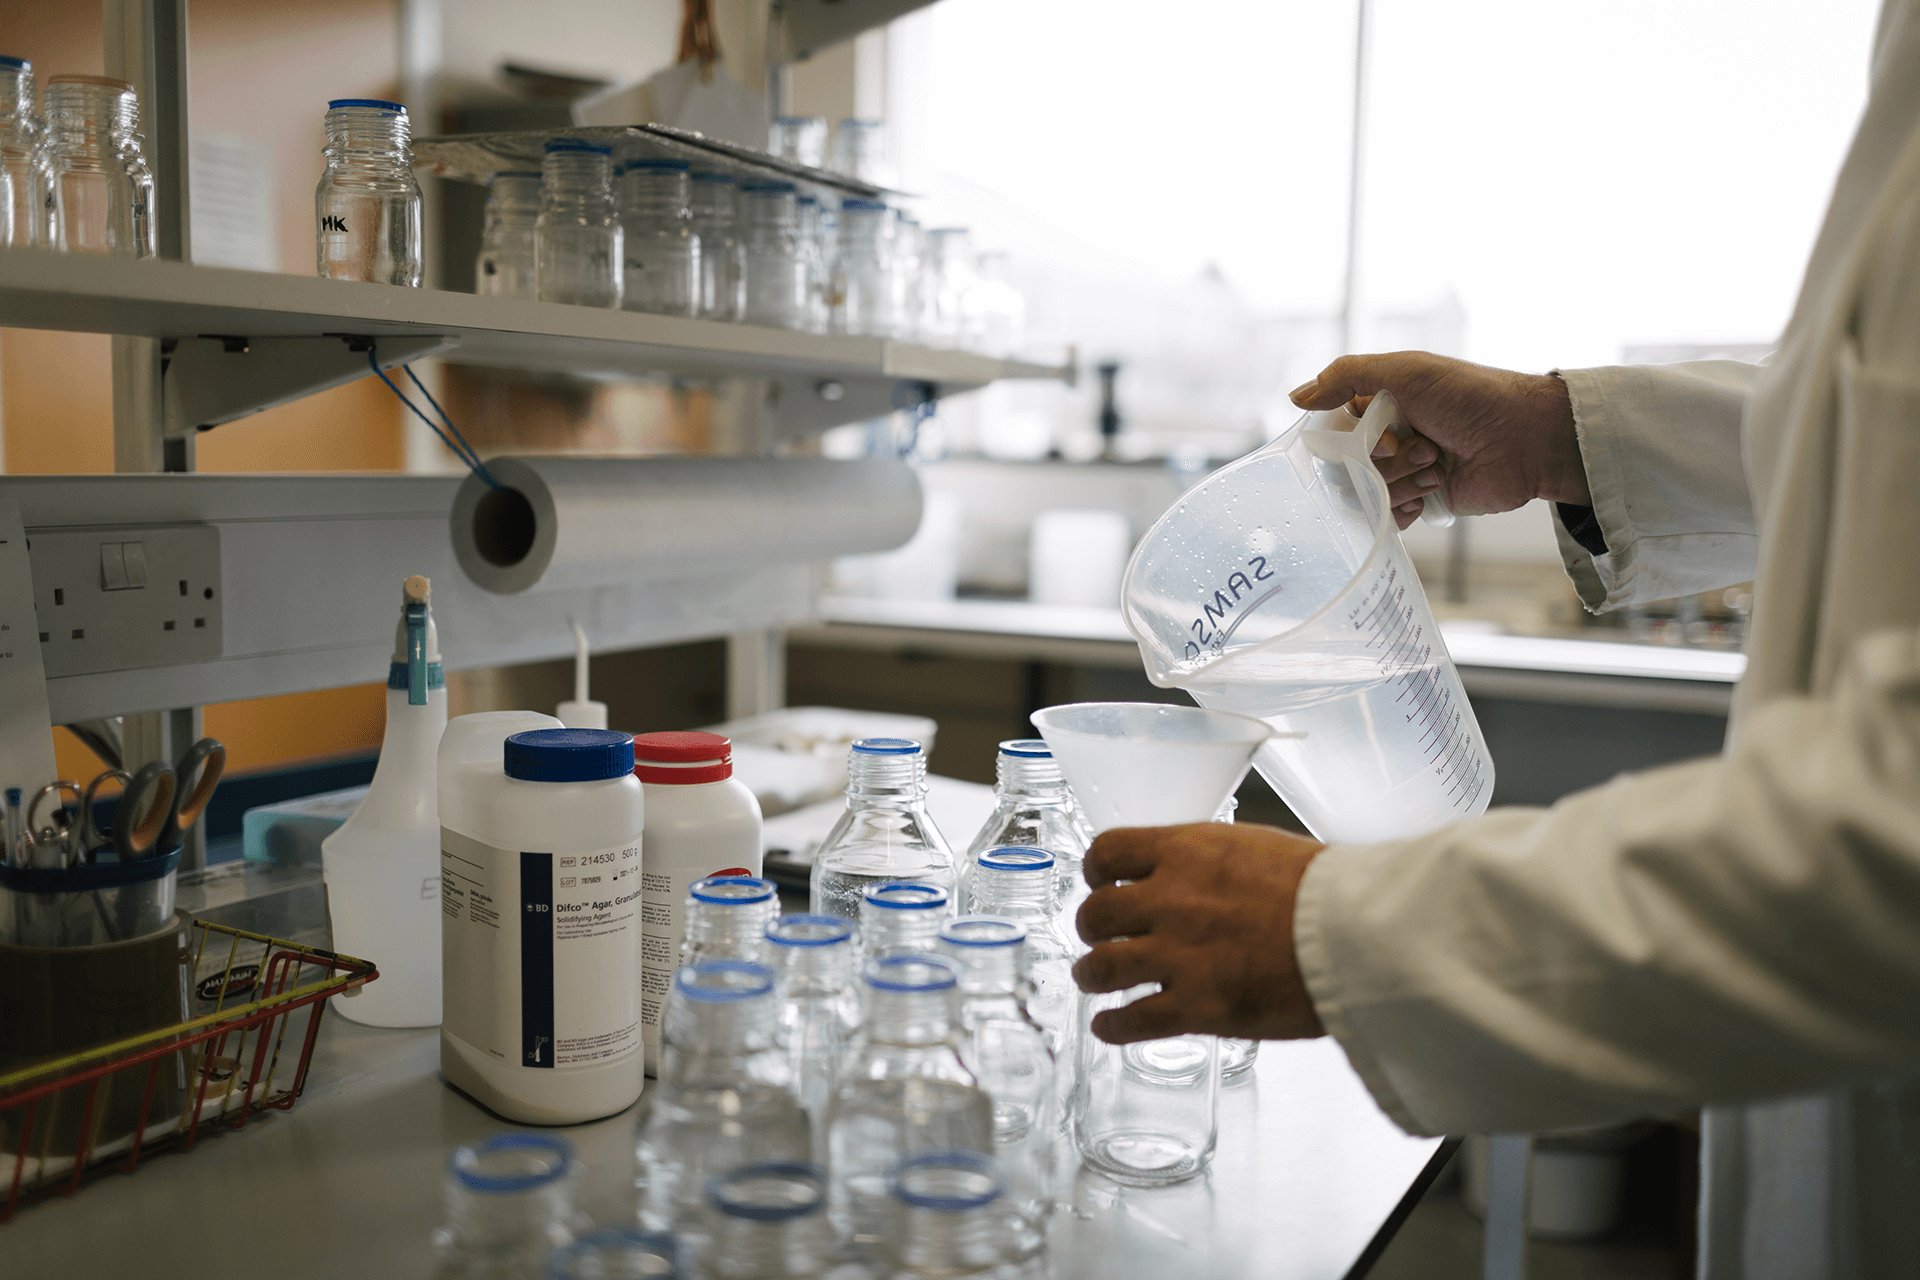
[556,617,609,730]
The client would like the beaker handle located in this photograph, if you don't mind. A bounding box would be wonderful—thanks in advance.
[1358,394,1456,529]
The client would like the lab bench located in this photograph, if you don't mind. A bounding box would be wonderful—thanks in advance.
[0,1015,1447,1279]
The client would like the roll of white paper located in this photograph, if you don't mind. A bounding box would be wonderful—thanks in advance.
[451,456,923,595]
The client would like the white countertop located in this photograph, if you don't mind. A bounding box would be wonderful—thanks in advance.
[815,595,1746,684]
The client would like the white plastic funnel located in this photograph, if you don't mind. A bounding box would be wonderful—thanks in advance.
[1030,702,1271,833]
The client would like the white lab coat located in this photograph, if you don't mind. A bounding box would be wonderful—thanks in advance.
[1292,2,1920,1275]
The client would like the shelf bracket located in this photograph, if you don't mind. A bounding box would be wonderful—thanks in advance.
[161,333,461,438]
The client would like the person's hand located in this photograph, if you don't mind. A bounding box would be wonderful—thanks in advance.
[1073,822,1326,1044]
[1290,351,1587,530]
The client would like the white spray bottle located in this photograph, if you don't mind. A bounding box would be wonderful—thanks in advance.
[322,574,447,1027]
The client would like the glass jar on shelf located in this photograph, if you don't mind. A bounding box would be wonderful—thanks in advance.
[926,227,980,350]
[829,118,890,186]
[690,170,744,322]
[618,157,700,317]
[47,74,154,259]
[535,139,622,308]
[972,252,1028,360]
[473,171,540,299]
[740,180,807,330]
[314,97,419,283]
[829,199,895,338]
[768,115,827,169]
[795,195,829,334]
[0,56,43,246]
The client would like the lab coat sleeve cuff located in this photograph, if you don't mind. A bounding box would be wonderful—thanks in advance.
[1553,366,1629,613]
[1294,845,1430,1135]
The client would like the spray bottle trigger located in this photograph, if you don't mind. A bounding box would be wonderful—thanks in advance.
[404,602,428,706]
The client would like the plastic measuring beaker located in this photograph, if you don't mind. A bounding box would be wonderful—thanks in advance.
[1121,394,1494,844]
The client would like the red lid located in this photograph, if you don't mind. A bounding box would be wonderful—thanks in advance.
[633,731,732,785]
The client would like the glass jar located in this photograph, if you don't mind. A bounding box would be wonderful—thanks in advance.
[704,1161,835,1280]
[972,252,1027,360]
[433,1133,585,1278]
[690,170,744,322]
[926,227,980,349]
[892,212,928,342]
[544,1230,682,1279]
[826,954,993,1250]
[680,875,779,965]
[0,56,42,246]
[809,738,955,920]
[829,119,890,185]
[636,961,810,1242]
[315,97,420,284]
[965,849,1077,1062]
[962,739,1090,914]
[883,1151,1014,1279]
[795,195,830,335]
[1070,989,1220,1187]
[829,199,894,338]
[535,140,622,308]
[740,181,807,330]
[46,75,154,258]
[618,158,700,317]
[474,171,540,299]
[765,914,861,1158]
[858,881,949,959]
[768,116,827,169]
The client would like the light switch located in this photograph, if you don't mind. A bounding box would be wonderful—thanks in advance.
[99,542,128,590]
[121,541,148,587]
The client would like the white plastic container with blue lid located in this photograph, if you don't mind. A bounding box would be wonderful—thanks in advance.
[439,725,645,1124]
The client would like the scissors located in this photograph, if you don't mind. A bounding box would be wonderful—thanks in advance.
[26,780,82,867]
[74,737,225,862]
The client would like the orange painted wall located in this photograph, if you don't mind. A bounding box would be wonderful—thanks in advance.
[3,0,407,783]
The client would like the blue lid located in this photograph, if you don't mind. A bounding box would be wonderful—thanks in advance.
[329,97,406,113]
[545,139,610,155]
[977,847,1055,874]
[939,915,1026,948]
[888,1150,1003,1211]
[503,728,634,782]
[690,874,776,905]
[449,1133,573,1194]
[851,737,920,756]
[862,953,959,993]
[741,180,796,194]
[774,115,822,126]
[797,195,819,206]
[691,169,736,183]
[675,959,775,1002]
[492,170,541,180]
[863,882,948,911]
[998,739,1051,758]
[0,56,29,70]
[624,157,690,172]
[706,1162,826,1221]
[766,914,854,947]
[841,198,887,212]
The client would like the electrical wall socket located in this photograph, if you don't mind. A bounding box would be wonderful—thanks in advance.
[30,524,223,679]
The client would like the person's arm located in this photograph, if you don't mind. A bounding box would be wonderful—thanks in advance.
[1288,353,1763,613]
[1076,624,1920,1136]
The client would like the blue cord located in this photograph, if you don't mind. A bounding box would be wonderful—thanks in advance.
[366,347,502,489]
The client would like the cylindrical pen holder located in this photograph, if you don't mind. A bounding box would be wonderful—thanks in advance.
[0,850,180,948]
[0,909,192,1167]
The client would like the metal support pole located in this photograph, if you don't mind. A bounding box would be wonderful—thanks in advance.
[726,628,787,722]
[105,0,205,868]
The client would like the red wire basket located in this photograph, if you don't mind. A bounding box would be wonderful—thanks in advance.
[0,915,378,1220]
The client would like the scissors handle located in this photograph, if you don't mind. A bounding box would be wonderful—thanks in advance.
[156,737,226,852]
[117,761,176,861]
[80,769,133,859]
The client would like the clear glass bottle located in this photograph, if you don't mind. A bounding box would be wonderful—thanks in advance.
[637,961,811,1243]
[829,199,894,338]
[937,916,1058,1260]
[809,738,955,920]
[828,119,890,185]
[891,212,928,342]
[1070,989,1220,1187]
[971,252,1027,360]
[858,881,949,959]
[795,195,830,335]
[544,1230,682,1279]
[474,171,540,299]
[315,97,419,283]
[681,875,779,966]
[618,158,700,317]
[47,75,154,258]
[826,954,993,1250]
[768,115,827,169]
[883,1151,1018,1280]
[535,140,622,308]
[0,56,42,246]
[741,180,807,330]
[433,1133,586,1279]
[704,1161,835,1280]
[965,850,1076,1063]
[1213,795,1258,1083]
[926,228,979,349]
[963,740,1090,917]
[690,170,744,322]
[767,914,861,1159]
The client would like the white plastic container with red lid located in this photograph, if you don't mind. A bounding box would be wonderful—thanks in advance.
[632,730,764,1076]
